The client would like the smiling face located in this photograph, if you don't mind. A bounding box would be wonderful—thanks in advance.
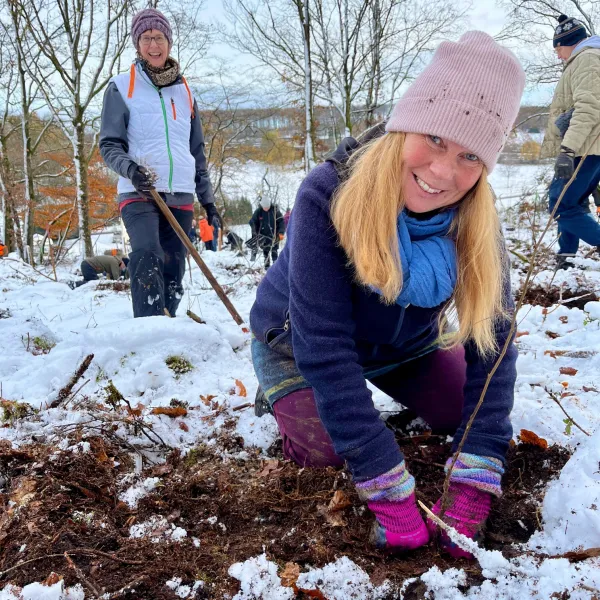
[401,133,484,213]
[138,29,170,68]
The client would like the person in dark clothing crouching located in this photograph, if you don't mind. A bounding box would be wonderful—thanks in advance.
[99,8,220,317]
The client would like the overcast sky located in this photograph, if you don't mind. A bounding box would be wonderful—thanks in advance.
[196,0,554,106]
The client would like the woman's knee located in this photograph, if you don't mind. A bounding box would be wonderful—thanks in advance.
[273,389,344,469]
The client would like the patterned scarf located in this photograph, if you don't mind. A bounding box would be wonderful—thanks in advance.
[138,56,181,88]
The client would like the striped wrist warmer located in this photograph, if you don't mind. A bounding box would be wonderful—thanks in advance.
[355,460,415,502]
[445,453,504,497]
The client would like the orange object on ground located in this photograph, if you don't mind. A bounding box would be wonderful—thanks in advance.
[0,244,7,257]
[199,218,214,242]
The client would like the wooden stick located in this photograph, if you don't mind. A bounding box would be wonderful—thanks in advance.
[50,354,94,408]
[186,309,206,324]
[149,189,244,326]
[187,253,193,283]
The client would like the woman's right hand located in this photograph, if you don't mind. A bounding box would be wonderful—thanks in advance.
[355,460,429,551]
[131,166,155,199]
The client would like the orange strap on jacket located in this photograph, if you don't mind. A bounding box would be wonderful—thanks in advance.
[127,64,136,98]
[182,77,195,119]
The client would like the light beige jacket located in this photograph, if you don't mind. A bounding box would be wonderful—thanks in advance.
[541,47,600,159]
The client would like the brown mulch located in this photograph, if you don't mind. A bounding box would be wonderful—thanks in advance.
[95,281,131,293]
[0,428,571,599]
[517,283,598,309]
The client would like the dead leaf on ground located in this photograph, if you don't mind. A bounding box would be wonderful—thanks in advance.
[257,459,283,478]
[151,464,173,477]
[559,316,569,324]
[9,477,37,507]
[179,421,189,432]
[235,379,247,397]
[43,572,62,586]
[328,490,352,513]
[583,386,599,393]
[559,367,578,376]
[150,407,188,418]
[544,350,566,359]
[297,588,327,599]
[545,330,560,339]
[200,394,216,406]
[280,562,300,588]
[126,402,144,417]
[518,429,548,450]
[515,331,529,338]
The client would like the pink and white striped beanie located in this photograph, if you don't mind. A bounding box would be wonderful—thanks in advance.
[386,31,525,172]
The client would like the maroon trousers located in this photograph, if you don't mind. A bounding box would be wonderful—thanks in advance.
[272,347,466,469]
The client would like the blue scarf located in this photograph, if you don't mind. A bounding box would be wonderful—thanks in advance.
[395,209,457,308]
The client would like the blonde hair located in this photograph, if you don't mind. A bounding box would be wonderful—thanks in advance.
[331,132,505,357]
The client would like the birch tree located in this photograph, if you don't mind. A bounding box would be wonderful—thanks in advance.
[224,0,317,172]
[312,0,465,136]
[12,0,132,258]
[0,49,23,256]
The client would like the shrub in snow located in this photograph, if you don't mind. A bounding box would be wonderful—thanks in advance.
[165,355,194,376]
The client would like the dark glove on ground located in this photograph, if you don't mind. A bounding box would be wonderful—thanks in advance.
[204,203,221,227]
[554,147,575,180]
[131,166,155,199]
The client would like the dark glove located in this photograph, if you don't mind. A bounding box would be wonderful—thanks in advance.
[592,187,600,208]
[130,166,155,199]
[204,203,221,227]
[554,147,575,180]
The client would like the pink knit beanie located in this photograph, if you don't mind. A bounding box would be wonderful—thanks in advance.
[131,9,172,49]
[386,31,525,172]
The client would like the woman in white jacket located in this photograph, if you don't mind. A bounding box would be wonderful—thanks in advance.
[99,8,219,317]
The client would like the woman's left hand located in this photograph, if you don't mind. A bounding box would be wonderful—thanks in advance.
[426,482,492,559]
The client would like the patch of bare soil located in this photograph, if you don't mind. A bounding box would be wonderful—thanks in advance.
[517,283,597,309]
[0,428,570,599]
[96,281,131,293]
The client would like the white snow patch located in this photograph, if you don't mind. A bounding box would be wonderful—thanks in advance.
[119,476,161,508]
[228,554,294,599]
[129,515,187,543]
[296,556,392,599]
[0,581,85,599]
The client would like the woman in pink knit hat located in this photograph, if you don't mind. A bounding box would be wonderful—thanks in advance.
[249,32,525,557]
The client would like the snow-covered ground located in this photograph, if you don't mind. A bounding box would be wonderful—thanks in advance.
[1,162,599,599]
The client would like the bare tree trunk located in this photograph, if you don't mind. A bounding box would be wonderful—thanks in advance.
[14,0,131,260]
[73,120,93,257]
[300,0,316,171]
[13,33,36,263]
[0,137,24,257]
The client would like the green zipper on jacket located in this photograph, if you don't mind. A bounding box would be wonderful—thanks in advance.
[157,88,174,192]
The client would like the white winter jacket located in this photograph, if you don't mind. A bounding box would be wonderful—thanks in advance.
[111,64,196,195]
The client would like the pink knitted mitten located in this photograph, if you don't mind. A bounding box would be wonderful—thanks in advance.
[356,461,429,551]
[368,494,430,550]
[428,482,491,558]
